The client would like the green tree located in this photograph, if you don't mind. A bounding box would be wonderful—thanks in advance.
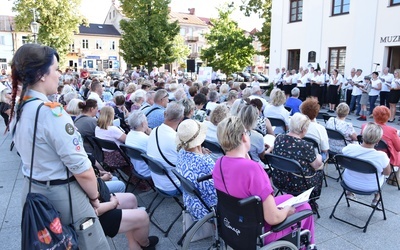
[201,7,255,75]
[119,0,179,69]
[239,0,272,61]
[171,34,190,65]
[13,0,87,63]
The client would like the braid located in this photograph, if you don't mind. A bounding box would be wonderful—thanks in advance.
[5,65,23,132]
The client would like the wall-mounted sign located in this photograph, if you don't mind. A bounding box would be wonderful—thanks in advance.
[380,36,400,43]
[109,56,117,60]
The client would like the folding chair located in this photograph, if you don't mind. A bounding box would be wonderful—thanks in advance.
[326,128,348,181]
[264,154,321,218]
[267,117,287,134]
[140,153,184,237]
[91,137,133,191]
[119,144,156,192]
[330,154,387,232]
[202,140,225,156]
[303,136,328,187]
[171,170,219,248]
[374,140,400,190]
[216,190,313,250]
[322,113,334,124]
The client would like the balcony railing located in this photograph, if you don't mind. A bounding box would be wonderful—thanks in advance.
[186,36,199,42]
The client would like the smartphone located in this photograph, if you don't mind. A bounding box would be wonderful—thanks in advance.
[80,218,94,230]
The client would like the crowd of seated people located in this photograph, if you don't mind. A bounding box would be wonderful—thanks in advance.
[11,63,400,250]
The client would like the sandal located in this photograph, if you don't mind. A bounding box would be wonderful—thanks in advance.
[345,191,356,200]
[386,175,398,186]
[371,199,382,210]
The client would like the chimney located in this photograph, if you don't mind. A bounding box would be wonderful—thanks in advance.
[188,8,195,15]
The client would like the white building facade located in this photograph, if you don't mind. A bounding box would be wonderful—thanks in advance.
[270,0,400,75]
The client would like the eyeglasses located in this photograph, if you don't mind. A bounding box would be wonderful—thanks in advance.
[162,94,169,99]
[244,130,251,136]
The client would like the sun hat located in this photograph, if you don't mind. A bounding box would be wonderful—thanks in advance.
[176,119,207,150]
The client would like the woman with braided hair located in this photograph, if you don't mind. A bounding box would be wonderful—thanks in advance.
[8,44,113,248]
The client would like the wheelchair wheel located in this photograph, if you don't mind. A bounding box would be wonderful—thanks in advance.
[261,240,298,250]
[181,212,220,250]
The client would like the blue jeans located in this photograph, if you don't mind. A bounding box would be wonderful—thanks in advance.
[369,95,379,114]
[350,95,361,115]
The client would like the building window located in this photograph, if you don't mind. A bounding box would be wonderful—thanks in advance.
[110,41,115,50]
[188,44,192,52]
[69,43,75,52]
[308,51,316,63]
[0,36,4,45]
[113,10,116,18]
[390,0,400,6]
[289,0,303,22]
[180,28,186,36]
[288,49,300,70]
[96,40,102,50]
[109,12,111,19]
[82,39,89,49]
[332,0,350,15]
[22,36,29,44]
[328,47,346,75]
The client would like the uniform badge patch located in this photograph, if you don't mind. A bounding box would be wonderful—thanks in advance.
[65,123,75,135]
[73,138,79,146]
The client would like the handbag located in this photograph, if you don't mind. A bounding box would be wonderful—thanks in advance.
[21,102,79,250]
[97,177,111,202]
[182,211,214,242]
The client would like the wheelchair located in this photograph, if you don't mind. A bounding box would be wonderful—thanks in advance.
[179,173,314,249]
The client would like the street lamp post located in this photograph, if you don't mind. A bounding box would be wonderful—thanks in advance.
[30,9,39,44]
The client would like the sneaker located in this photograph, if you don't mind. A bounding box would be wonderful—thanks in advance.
[141,236,159,250]
[357,116,366,121]
[309,244,318,250]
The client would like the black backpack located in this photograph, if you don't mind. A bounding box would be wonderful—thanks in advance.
[22,193,78,250]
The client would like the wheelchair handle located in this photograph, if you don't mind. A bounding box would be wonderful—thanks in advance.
[197,174,212,183]
[238,196,261,206]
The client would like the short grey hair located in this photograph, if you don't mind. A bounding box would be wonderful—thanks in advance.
[209,90,219,102]
[145,90,155,102]
[239,104,258,130]
[289,112,310,134]
[251,86,261,95]
[66,98,83,116]
[63,91,78,105]
[291,87,300,97]
[165,101,184,122]
[180,98,195,117]
[220,83,229,94]
[174,88,187,101]
[130,89,146,103]
[128,110,147,130]
[242,88,252,99]
[362,122,383,145]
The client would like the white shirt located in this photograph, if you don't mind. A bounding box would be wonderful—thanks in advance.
[342,144,389,191]
[147,123,180,191]
[329,74,343,86]
[126,130,151,177]
[305,121,329,152]
[369,78,381,96]
[249,95,268,111]
[291,74,299,85]
[298,75,307,87]
[380,73,394,92]
[87,92,105,110]
[251,81,260,87]
[351,75,363,96]
[205,102,218,112]
[273,73,283,85]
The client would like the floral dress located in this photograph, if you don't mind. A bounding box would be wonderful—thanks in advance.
[272,135,324,200]
[325,117,355,153]
[176,150,217,220]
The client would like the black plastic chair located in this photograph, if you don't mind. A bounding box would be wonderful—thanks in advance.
[140,153,184,237]
[322,114,334,124]
[119,144,156,192]
[330,154,387,232]
[326,128,348,181]
[303,136,328,187]
[264,153,321,218]
[267,117,287,134]
[216,189,313,250]
[92,137,132,189]
[202,140,225,156]
[373,140,400,190]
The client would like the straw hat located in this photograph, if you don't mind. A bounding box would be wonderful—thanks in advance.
[176,119,207,150]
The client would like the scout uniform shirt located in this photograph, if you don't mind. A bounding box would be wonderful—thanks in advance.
[13,89,91,181]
